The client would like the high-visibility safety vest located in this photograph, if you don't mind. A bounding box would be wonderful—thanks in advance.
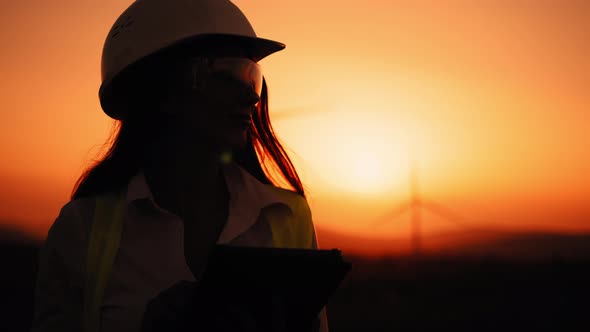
[83,188,316,332]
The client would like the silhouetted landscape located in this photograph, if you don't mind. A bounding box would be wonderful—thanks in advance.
[3,225,590,331]
[2,228,39,332]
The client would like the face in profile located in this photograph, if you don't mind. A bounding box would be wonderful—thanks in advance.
[155,43,261,150]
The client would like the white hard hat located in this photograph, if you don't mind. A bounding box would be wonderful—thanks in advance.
[99,0,285,120]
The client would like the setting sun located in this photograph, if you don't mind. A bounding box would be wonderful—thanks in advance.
[274,103,414,196]
[350,150,383,192]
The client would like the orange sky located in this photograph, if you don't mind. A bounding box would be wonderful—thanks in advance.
[1,0,589,253]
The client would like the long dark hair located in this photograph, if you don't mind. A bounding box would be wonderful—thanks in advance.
[71,61,305,200]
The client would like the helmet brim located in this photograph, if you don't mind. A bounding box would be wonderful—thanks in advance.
[159,33,286,62]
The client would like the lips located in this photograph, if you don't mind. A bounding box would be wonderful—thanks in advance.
[227,113,252,127]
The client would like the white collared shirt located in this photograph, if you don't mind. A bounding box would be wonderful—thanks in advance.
[32,161,328,332]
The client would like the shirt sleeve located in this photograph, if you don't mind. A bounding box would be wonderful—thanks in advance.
[31,203,85,332]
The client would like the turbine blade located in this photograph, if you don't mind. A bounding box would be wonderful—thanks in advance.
[421,200,481,231]
[372,201,411,227]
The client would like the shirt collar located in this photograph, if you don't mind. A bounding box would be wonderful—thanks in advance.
[125,161,291,219]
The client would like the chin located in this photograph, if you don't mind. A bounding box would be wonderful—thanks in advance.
[219,130,249,150]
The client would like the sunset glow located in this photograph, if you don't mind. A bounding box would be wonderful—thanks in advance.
[1,0,589,255]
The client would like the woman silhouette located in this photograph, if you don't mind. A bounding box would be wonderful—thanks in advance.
[32,0,328,331]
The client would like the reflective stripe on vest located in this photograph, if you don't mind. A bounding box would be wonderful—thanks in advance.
[263,202,314,249]
[83,192,126,332]
[83,192,314,332]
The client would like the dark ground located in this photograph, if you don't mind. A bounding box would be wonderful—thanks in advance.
[329,255,590,332]
[3,239,590,332]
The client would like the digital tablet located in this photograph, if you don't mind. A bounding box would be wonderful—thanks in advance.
[199,244,352,331]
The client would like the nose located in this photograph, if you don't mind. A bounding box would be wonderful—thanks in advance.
[239,84,260,107]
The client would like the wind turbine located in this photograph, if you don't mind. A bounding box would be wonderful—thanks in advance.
[372,145,477,257]
[272,109,488,256]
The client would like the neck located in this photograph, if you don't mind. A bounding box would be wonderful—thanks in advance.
[141,136,232,218]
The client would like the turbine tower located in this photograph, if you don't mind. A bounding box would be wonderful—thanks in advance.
[373,145,474,257]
